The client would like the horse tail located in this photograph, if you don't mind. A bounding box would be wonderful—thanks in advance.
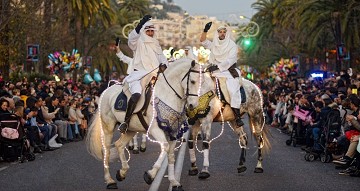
[260,124,272,155]
[245,78,271,155]
[248,118,271,155]
[86,110,104,161]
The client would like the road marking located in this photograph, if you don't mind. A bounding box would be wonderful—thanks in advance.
[148,131,189,191]
[0,166,9,172]
[169,131,189,191]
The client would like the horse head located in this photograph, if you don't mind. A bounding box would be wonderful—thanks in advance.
[182,62,214,114]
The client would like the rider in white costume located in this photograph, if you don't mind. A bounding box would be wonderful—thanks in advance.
[118,15,168,133]
[184,45,198,61]
[200,22,244,127]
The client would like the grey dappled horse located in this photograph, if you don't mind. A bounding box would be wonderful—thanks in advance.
[184,66,271,179]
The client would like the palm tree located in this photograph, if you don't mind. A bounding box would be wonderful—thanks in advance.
[294,0,360,70]
[87,0,151,77]
[120,0,150,17]
[68,0,114,81]
[240,0,290,68]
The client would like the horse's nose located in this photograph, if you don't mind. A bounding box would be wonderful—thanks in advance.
[189,104,194,110]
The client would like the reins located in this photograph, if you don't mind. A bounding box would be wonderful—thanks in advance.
[181,68,206,97]
[161,67,205,100]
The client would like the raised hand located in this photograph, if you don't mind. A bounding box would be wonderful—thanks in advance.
[135,15,152,33]
[203,22,212,32]
[141,15,152,24]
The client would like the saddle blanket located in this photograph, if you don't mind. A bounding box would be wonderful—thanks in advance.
[240,86,246,103]
[114,91,127,111]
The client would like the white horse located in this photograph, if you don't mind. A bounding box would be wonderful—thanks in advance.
[184,66,271,179]
[86,58,199,190]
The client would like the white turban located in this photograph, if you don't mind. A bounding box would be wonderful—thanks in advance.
[142,21,157,32]
[209,26,237,64]
[184,46,197,61]
[217,26,227,32]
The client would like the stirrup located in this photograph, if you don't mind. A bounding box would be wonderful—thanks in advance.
[118,122,128,133]
[236,119,244,127]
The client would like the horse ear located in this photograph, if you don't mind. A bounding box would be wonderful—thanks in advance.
[191,60,196,67]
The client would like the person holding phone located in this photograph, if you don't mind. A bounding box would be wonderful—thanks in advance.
[115,39,133,75]
[117,15,168,133]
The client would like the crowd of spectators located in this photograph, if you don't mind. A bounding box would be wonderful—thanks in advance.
[1,66,360,179]
[0,76,99,159]
[260,68,360,177]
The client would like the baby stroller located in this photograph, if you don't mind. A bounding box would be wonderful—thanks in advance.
[286,108,312,147]
[0,113,35,162]
[304,109,342,162]
[286,119,308,147]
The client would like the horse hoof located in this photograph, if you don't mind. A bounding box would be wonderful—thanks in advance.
[106,182,118,189]
[140,147,146,152]
[198,171,210,179]
[172,185,184,191]
[188,168,199,176]
[237,165,247,173]
[144,171,153,185]
[128,145,134,150]
[254,167,263,173]
[133,149,139,154]
[116,170,125,181]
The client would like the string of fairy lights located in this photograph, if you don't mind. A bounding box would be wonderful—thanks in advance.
[97,56,265,171]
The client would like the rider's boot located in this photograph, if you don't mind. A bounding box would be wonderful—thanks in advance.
[232,107,244,127]
[118,93,141,133]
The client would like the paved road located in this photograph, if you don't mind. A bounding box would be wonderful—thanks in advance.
[0,117,359,191]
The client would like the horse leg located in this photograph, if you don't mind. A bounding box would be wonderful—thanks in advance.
[101,117,117,189]
[250,114,266,173]
[132,132,139,154]
[198,119,212,179]
[230,120,248,173]
[128,134,134,150]
[140,133,147,152]
[114,131,137,182]
[143,128,169,185]
[168,140,183,191]
[254,134,264,173]
[188,121,200,176]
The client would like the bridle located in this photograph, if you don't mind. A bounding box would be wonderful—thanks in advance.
[181,67,205,97]
[161,64,205,100]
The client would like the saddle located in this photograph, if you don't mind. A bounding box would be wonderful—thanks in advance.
[217,77,246,105]
[114,75,155,128]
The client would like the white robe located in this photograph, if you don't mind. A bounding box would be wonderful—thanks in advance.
[126,23,168,94]
[202,30,242,108]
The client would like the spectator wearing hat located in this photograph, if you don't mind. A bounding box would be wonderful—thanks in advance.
[20,89,28,108]
[184,45,197,61]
